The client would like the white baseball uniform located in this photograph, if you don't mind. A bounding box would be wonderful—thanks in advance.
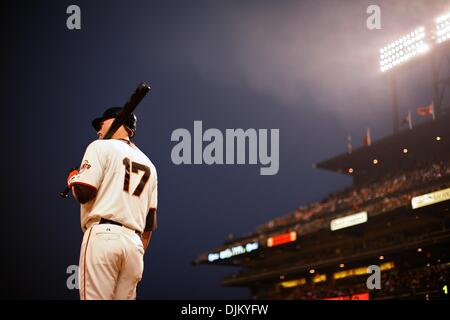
[69,139,157,300]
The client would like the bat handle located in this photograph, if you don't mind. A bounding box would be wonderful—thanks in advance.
[59,166,79,199]
[59,186,71,198]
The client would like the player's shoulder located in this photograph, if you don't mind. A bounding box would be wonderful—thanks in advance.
[147,158,157,182]
[85,139,102,150]
[140,150,157,171]
[148,157,157,175]
[136,148,157,175]
[86,139,112,149]
[85,139,121,154]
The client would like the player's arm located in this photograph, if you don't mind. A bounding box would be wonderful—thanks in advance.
[141,231,152,253]
[142,171,158,253]
[67,170,97,203]
[71,184,97,204]
[141,208,157,253]
[67,141,104,204]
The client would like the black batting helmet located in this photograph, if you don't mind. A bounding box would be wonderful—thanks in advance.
[92,107,137,138]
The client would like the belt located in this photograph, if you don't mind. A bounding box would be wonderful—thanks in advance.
[99,218,141,236]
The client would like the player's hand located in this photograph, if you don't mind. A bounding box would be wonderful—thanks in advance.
[67,168,79,188]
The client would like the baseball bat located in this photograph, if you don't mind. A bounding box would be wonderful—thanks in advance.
[59,82,151,198]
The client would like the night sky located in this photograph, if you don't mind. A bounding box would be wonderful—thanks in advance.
[1,0,449,299]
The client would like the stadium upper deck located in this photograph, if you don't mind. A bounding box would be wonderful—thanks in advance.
[317,112,450,185]
[193,113,450,280]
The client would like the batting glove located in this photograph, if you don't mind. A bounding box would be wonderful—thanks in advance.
[67,168,79,189]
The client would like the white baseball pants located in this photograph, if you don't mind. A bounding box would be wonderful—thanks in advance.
[78,223,144,300]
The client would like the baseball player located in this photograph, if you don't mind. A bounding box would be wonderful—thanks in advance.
[66,107,158,300]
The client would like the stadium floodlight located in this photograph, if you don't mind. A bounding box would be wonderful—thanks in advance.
[379,26,430,72]
[435,11,450,44]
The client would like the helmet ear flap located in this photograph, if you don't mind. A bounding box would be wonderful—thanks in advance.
[125,126,136,138]
[125,113,137,138]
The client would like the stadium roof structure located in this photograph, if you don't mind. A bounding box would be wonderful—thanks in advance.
[315,112,450,180]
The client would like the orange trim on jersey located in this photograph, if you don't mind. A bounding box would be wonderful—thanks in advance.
[83,227,93,300]
[70,181,98,191]
[67,170,79,184]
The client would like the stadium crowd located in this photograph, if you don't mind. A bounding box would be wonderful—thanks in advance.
[216,160,450,255]
[257,160,450,234]
[255,262,450,300]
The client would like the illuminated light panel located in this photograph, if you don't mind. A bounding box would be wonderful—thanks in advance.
[267,231,297,247]
[324,293,370,300]
[380,26,430,72]
[436,11,450,44]
[380,262,395,271]
[334,266,368,280]
[348,167,354,174]
[279,277,306,288]
[436,11,450,23]
[403,148,408,154]
[436,136,441,141]
[411,187,450,209]
[208,241,259,261]
[330,211,368,231]
[333,262,395,280]
[373,159,379,165]
[313,274,327,283]
[208,253,220,262]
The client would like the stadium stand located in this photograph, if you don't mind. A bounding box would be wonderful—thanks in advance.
[194,112,450,300]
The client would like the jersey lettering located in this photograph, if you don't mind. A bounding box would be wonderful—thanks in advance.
[122,157,151,196]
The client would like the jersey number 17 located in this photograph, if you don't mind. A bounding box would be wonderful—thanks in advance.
[122,157,150,196]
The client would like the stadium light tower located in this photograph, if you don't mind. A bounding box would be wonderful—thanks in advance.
[432,11,450,118]
[379,26,431,134]
[435,12,450,44]
[379,10,450,133]
[379,27,430,73]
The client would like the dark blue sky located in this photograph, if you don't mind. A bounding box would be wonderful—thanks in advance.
[1,0,449,299]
